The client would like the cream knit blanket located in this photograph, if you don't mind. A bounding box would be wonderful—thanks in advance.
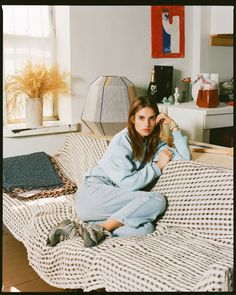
[3,133,233,291]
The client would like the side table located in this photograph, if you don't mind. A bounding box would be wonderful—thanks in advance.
[158,101,233,143]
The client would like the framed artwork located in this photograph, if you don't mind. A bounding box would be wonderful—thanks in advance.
[151,6,185,58]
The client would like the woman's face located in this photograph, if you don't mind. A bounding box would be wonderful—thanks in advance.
[133,107,157,137]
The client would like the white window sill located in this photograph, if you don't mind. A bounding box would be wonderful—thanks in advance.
[3,121,80,138]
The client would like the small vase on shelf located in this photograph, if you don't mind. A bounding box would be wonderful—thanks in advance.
[180,77,192,102]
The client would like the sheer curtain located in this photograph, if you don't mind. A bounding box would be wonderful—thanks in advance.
[3,5,57,124]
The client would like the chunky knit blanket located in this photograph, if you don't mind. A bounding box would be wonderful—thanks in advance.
[3,133,233,291]
[3,151,62,191]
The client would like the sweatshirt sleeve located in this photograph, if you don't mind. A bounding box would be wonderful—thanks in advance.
[99,135,161,191]
[171,130,192,160]
[153,130,192,162]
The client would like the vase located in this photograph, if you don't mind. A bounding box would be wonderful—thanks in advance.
[25,97,43,128]
[181,82,191,102]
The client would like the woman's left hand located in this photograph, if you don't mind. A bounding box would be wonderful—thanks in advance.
[156,112,175,126]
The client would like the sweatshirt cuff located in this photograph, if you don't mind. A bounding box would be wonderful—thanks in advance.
[172,129,182,138]
[151,162,162,176]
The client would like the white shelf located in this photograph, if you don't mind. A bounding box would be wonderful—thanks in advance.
[160,101,233,115]
[158,101,233,143]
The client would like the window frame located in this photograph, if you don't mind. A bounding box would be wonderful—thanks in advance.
[3,5,59,125]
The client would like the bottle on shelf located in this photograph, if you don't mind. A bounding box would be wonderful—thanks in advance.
[147,68,158,104]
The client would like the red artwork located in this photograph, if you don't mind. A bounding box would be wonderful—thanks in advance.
[151,6,185,58]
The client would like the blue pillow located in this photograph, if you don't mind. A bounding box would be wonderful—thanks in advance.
[3,152,63,191]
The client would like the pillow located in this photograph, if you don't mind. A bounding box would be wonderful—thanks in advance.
[3,152,63,191]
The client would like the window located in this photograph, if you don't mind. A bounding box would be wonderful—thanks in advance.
[3,5,58,124]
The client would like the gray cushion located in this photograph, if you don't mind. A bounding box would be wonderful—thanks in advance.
[3,152,63,191]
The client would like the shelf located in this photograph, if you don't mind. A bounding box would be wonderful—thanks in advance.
[158,101,233,115]
[210,34,233,47]
[3,122,80,138]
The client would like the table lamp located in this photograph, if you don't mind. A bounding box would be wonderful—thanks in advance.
[81,76,136,136]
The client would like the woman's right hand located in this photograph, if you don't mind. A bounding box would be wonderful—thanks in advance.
[155,148,172,171]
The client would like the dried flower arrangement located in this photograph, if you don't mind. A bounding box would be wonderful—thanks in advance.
[180,76,192,102]
[4,61,70,111]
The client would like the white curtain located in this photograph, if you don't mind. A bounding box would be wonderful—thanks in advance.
[3,5,56,123]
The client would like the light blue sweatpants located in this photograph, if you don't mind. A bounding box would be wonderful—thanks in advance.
[75,177,166,237]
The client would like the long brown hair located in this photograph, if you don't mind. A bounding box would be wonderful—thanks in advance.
[127,96,160,162]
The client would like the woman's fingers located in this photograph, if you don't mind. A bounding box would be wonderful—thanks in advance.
[156,148,173,170]
[162,147,173,158]
[156,112,171,125]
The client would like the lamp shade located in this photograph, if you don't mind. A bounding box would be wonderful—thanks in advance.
[81,76,136,136]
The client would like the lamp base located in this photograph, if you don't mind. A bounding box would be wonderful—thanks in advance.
[83,121,127,136]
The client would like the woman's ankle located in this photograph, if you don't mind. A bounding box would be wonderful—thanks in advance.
[100,219,123,232]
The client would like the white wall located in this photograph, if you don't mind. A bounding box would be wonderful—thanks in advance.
[69,5,233,127]
[3,133,68,158]
[3,5,233,157]
[69,6,195,127]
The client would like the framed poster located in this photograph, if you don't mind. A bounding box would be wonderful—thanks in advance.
[151,6,185,58]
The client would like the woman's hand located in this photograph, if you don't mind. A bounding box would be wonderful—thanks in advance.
[155,147,173,171]
[156,112,179,131]
[156,112,175,127]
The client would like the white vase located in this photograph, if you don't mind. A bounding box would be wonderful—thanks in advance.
[25,97,43,128]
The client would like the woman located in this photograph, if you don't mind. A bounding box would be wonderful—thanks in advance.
[73,95,191,247]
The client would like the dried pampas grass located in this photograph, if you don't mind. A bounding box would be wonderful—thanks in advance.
[4,61,70,111]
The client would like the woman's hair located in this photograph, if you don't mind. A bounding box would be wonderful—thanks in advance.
[127,95,160,162]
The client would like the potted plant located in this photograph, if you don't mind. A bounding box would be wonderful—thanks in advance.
[4,61,70,127]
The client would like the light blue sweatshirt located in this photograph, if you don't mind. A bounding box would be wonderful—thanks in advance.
[84,128,191,191]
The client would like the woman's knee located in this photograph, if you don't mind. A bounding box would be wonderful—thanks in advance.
[151,192,167,214]
[74,186,93,220]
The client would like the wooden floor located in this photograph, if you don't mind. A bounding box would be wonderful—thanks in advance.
[2,231,66,292]
[2,231,105,292]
